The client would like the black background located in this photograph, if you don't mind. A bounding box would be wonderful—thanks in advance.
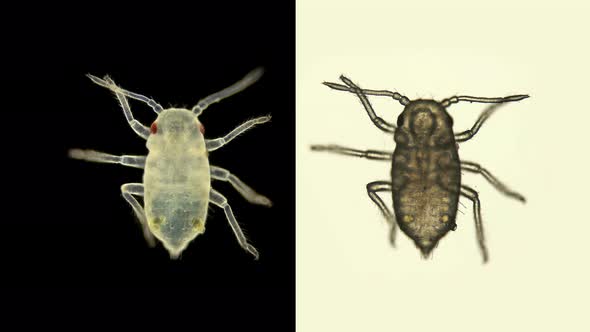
[3,2,294,330]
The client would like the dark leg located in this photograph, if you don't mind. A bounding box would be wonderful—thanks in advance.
[366,181,397,246]
[454,103,504,142]
[461,161,526,202]
[460,185,488,263]
[447,94,529,142]
[324,76,403,133]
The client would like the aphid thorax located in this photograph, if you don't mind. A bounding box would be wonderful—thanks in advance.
[147,109,205,151]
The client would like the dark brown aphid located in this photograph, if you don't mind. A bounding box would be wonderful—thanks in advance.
[311,76,527,263]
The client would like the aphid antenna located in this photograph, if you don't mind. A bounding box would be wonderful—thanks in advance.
[192,67,265,116]
[440,94,530,108]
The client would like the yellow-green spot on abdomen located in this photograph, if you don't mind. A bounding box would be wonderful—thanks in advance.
[150,216,165,230]
[192,217,205,233]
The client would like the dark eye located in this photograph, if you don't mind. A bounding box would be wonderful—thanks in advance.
[396,116,404,127]
[150,122,158,134]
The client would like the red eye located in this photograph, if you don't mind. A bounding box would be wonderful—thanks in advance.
[150,122,158,134]
[199,123,205,134]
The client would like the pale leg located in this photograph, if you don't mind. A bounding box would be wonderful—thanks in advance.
[210,166,272,206]
[209,188,259,259]
[87,74,162,139]
[121,183,156,247]
[69,149,146,169]
[205,116,271,151]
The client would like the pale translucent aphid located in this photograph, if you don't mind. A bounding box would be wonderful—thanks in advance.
[69,68,271,259]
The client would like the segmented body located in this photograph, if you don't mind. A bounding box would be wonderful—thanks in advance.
[314,75,528,262]
[391,100,460,256]
[144,109,210,257]
[69,68,271,259]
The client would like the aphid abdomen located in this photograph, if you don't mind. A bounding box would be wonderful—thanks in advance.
[392,146,460,256]
[143,150,211,258]
[144,187,209,257]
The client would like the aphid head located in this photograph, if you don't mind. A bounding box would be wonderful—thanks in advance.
[147,108,205,150]
[394,100,454,147]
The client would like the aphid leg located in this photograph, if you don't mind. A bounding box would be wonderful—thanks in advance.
[210,166,272,206]
[453,103,505,142]
[461,161,526,203]
[68,149,146,169]
[121,183,156,247]
[209,189,259,259]
[323,77,410,106]
[460,185,489,263]
[205,116,271,151]
[87,74,161,139]
[310,144,392,161]
[366,181,397,246]
[87,75,164,113]
[323,76,397,133]
[192,67,264,115]
[448,95,529,142]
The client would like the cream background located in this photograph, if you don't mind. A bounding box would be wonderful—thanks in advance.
[297,1,589,331]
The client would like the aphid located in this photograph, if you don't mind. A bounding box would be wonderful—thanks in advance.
[69,68,272,259]
[311,75,527,263]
